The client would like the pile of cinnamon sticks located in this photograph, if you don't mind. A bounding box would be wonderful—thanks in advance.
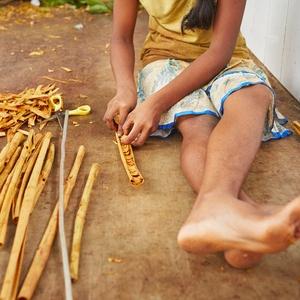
[0,130,101,300]
[0,130,55,300]
[0,131,54,246]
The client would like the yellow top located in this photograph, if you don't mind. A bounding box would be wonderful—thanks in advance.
[139,0,250,66]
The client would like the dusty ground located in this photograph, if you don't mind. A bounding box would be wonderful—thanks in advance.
[0,4,300,300]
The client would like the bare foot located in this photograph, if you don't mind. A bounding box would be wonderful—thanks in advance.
[224,249,263,269]
[177,193,300,254]
[239,190,281,215]
[225,192,287,269]
[224,192,275,269]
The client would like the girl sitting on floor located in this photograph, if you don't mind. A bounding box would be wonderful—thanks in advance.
[103,0,299,269]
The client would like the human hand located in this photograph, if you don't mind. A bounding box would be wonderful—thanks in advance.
[121,98,161,146]
[103,88,137,134]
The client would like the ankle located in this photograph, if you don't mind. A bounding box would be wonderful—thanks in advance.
[199,181,241,198]
[197,190,237,202]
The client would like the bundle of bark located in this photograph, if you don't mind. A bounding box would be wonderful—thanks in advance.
[0,131,100,299]
[0,84,62,139]
[0,131,54,300]
[0,131,54,243]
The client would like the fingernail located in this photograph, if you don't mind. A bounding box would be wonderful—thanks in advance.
[120,135,128,144]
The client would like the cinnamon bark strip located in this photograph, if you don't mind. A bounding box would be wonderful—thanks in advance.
[18,145,86,300]
[0,146,21,193]
[70,163,101,281]
[0,132,34,246]
[5,132,26,163]
[292,121,300,135]
[0,144,9,174]
[0,171,13,212]
[12,135,44,223]
[0,132,52,300]
[0,132,25,173]
[115,132,144,187]
[10,229,27,300]
[32,143,55,211]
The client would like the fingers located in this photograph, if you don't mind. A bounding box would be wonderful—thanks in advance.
[103,100,134,133]
[122,114,134,136]
[117,108,129,135]
[121,122,142,144]
[132,127,150,147]
[103,107,118,131]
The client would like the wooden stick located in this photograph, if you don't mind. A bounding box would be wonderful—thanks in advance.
[0,132,25,173]
[0,171,13,212]
[11,134,43,220]
[70,163,101,281]
[10,229,27,300]
[12,135,44,223]
[0,144,9,174]
[0,132,52,300]
[5,132,25,161]
[115,132,144,187]
[18,145,86,300]
[0,132,34,246]
[0,146,21,194]
[32,143,55,211]
[292,121,300,135]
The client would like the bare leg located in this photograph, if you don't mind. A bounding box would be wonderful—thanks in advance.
[177,85,300,255]
[177,114,264,268]
[177,114,218,193]
[178,116,258,201]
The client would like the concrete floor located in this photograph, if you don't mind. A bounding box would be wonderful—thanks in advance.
[0,4,300,300]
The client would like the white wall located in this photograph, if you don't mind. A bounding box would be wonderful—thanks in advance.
[241,0,300,101]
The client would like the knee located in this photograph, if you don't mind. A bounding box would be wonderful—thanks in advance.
[250,85,273,109]
[223,85,273,121]
[177,115,218,139]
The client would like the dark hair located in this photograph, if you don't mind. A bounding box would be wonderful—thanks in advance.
[181,0,216,32]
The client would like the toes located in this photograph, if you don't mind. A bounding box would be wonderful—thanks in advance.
[224,249,263,269]
[282,197,300,240]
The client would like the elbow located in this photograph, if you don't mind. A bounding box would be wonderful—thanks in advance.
[110,35,134,45]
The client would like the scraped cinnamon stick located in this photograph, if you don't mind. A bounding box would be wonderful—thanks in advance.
[292,121,300,135]
[0,170,13,212]
[0,146,21,196]
[12,135,44,223]
[115,133,144,187]
[0,132,25,173]
[5,132,26,165]
[70,163,101,281]
[113,115,144,187]
[32,143,55,211]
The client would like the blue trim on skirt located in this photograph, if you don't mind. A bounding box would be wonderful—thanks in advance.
[158,110,219,130]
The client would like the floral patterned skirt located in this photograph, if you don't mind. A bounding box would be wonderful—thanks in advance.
[137,58,292,141]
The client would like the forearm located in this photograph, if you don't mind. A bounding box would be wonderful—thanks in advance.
[151,49,229,113]
[110,39,136,95]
